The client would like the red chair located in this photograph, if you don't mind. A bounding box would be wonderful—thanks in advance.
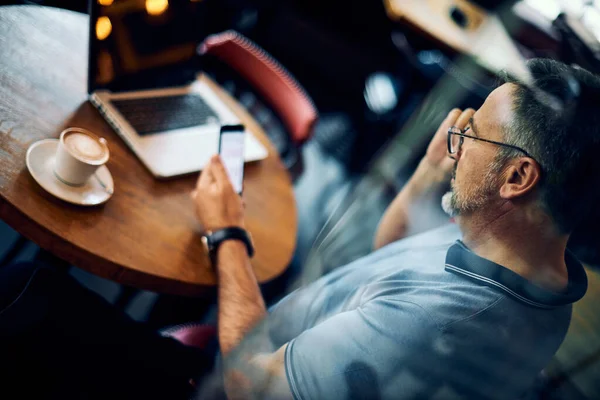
[199,30,319,179]
[160,323,217,388]
[160,323,217,350]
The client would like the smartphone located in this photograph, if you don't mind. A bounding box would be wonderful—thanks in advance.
[218,124,246,194]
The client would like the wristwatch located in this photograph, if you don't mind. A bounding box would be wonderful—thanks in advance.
[201,227,255,263]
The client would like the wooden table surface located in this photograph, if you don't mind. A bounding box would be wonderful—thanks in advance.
[383,0,531,82]
[0,5,297,296]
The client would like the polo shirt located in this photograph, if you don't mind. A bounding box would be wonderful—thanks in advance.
[266,224,587,399]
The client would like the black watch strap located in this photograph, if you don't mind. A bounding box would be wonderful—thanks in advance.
[203,227,254,261]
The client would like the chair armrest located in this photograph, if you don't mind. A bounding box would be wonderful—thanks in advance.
[199,30,318,145]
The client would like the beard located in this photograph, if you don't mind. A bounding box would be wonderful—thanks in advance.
[441,191,456,217]
[442,162,502,218]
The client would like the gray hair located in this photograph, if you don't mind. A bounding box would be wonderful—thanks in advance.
[495,59,600,233]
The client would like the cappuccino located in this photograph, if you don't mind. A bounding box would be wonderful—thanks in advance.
[54,127,110,186]
[64,132,108,163]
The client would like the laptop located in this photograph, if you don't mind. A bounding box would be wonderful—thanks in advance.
[88,0,268,178]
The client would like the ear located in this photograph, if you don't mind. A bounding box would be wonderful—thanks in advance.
[499,158,541,200]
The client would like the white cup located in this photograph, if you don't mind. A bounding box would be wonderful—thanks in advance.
[53,128,110,186]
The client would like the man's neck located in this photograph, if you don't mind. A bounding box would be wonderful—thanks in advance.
[457,205,570,292]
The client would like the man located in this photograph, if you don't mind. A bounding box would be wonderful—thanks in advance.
[193,58,593,399]
[0,58,594,399]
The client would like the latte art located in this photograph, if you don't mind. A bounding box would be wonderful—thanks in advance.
[64,132,108,162]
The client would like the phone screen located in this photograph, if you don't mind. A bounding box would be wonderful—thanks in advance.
[218,125,245,194]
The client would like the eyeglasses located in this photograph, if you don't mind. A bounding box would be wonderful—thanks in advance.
[447,126,535,160]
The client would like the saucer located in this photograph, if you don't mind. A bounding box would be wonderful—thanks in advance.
[26,139,114,206]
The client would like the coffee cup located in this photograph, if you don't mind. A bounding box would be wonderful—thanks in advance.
[54,127,110,186]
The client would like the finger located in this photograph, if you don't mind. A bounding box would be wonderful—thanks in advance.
[439,108,462,132]
[455,108,475,130]
[197,161,215,189]
[209,155,232,189]
[433,109,462,141]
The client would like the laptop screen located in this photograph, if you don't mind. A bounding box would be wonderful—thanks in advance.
[88,0,208,93]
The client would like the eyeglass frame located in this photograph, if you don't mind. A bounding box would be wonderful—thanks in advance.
[447,126,536,161]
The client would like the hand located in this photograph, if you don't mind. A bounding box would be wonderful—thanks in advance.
[192,155,245,232]
[424,108,475,182]
[373,108,474,249]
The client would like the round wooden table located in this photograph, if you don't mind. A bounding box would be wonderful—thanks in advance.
[0,5,297,296]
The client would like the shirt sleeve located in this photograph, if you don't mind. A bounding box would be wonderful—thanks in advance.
[284,298,438,400]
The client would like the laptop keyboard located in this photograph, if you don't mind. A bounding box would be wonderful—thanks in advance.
[111,95,220,135]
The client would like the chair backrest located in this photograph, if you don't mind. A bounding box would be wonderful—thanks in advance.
[199,30,318,145]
